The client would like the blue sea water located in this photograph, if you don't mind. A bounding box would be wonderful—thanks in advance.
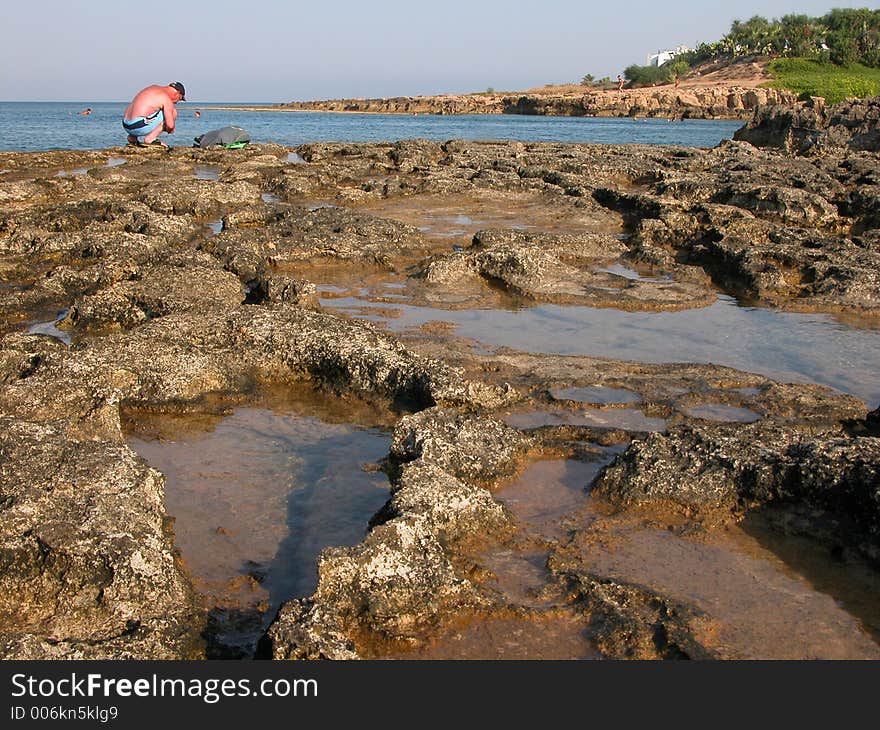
[0,102,744,152]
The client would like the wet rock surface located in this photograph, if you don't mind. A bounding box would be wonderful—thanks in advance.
[1,128,879,659]
[594,419,880,560]
[261,408,524,658]
[0,417,202,659]
[421,229,713,309]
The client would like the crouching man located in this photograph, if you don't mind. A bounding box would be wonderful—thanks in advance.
[122,81,185,147]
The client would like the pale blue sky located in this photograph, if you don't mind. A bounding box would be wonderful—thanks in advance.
[1,1,872,101]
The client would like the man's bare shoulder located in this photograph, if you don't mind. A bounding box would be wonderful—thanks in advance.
[134,85,169,101]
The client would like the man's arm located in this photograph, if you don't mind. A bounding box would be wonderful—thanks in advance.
[162,97,177,133]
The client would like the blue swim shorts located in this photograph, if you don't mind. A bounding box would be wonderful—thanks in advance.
[122,108,164,138]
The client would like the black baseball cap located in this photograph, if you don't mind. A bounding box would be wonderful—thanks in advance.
[169,82,186,100]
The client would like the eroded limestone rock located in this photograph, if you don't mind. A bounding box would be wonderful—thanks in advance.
[594,420,880,560]
[735,96,880,154]
[263,409,528,658]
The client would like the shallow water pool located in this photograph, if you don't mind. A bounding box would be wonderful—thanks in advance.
[125,389,393,656]
[322,293,880,406]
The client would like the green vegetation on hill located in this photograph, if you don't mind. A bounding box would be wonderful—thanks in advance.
[615,7,880,97]
[682,8,880,68]
[768,57,880,103]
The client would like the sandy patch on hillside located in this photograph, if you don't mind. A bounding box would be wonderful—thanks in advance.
[526,58,771,96]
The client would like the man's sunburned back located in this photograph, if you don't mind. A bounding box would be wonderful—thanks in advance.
[124,85,172,120]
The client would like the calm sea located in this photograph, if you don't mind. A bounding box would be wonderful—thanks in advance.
[0,102,744,152]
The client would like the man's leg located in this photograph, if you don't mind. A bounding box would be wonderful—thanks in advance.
[129,110,167,146]
[140,126,166,146]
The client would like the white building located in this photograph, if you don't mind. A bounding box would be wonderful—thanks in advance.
[646,44,692,67]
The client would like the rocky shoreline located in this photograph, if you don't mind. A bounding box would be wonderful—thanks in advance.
[274,86,797,120]
[1,97,879,659]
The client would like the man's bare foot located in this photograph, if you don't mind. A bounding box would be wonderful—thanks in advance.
[127,139,169,148]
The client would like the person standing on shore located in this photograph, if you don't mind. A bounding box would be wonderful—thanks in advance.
[122,82,186,146]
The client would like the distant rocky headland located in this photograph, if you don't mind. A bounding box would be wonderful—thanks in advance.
[271,86,797,120]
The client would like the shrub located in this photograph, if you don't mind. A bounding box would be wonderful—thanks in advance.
[623,60,690,87]
[624,64,670,86]
[665,60,690,82]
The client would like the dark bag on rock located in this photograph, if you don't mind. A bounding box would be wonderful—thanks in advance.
[193,126,251,148]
